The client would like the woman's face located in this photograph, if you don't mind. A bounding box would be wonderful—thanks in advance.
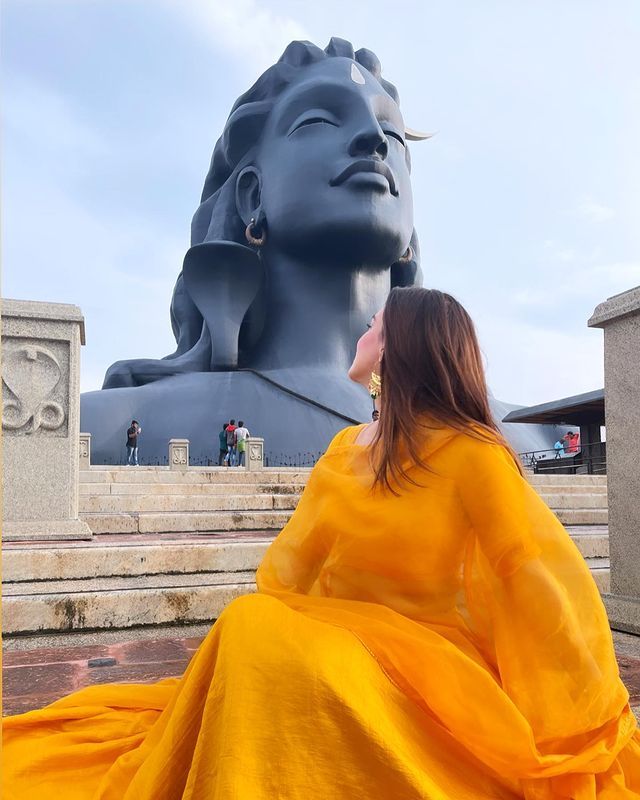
[255,57,414,267]
[348,308,384,387]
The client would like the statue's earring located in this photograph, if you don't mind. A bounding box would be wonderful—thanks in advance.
[398,245,413,264]
[368,371,382,400]
[245,217,266,247]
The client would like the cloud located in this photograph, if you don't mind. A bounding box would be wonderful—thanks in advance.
[2,74,108,164]
[162,0,310,72]
[577,197,615,223]
[512,260,640,308]
[475,313,604,407]
[2,77,187,393]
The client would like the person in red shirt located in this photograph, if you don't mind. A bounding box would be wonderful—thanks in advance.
[224,419,238,466]
[563,431,580,454]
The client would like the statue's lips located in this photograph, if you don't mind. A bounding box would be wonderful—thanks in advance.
[330,159,398,196]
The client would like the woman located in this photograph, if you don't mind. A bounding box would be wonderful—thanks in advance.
[4,287,640,799]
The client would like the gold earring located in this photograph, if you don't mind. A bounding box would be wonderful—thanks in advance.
[368,371,382,400]
[245,217,266,247]
[398,245,413,264]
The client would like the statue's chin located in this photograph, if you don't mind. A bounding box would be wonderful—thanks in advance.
[273,220,408,269]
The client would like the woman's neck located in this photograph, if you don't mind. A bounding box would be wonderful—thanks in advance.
[249,252,391,373]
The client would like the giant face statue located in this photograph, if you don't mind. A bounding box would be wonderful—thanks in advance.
[250,56,414,267]
[102,37,424,388]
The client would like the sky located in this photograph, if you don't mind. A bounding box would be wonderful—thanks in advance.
[2,0,639,406]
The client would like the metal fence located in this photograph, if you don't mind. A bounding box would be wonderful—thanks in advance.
[264,451,325,468]
[97,451,325,468]
[518,441,606,475]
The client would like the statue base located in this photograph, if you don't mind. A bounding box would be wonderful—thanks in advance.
[81,369,560,466]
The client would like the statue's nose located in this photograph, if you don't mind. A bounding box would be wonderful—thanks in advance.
[348,120,388,160]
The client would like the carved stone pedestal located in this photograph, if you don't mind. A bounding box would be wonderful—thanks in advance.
[589,286,640,633]
[169,438,189,470]
[246,437,264,472]
[79,433,91,469]
[2,300,92,541]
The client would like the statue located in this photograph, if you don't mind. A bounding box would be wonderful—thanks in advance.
[81,38,559,464]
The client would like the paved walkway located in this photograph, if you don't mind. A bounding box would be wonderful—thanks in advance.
[3,630,640,719]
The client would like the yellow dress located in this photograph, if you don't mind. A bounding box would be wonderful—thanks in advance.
[3,424,640,799]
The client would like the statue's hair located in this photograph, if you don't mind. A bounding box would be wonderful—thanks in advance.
[170,37,421,357]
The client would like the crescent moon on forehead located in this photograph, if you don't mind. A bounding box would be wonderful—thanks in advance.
[404,127,436,141]
[350,63,366,84]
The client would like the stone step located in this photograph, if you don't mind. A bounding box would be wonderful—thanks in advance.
[3,529,606,581]
[528,474,607,486]
[79,482,305,497]
[3,564,611,635]
[80,493,300,514]
[1,527,610,634]
[535,493,607,510]
[586,564,610,593]
[534,486,607,496]
[3,570,258,596]
[3,582,254,634]
[3,538,272,582]
[80,468,310,485]
[554,508,608,525]
[81,509,293,535]
[567,528,609,558]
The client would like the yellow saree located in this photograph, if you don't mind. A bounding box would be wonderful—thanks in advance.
[3,424,640,799]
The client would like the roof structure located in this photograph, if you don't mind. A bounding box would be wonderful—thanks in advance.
[502,389,604,426]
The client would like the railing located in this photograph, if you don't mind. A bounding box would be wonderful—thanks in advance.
[92,452,324,468]
[518,441,606,475]
[264,451,325,468]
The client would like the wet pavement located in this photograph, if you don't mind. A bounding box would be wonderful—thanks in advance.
[3,629,640,720]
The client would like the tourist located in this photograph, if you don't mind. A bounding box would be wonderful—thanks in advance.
[4,287,639,797]
[125,419,141,466]
[218,423,229,466]
[563,430,581,454]
[224,419,237,466]
[571,430,581,453]
[234,420,250,467]
[553,439,564,458]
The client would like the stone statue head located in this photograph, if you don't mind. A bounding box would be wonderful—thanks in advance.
[170,38,426,368]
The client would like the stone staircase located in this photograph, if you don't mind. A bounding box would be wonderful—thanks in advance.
[2,469,609,643]
[78,466,305,534]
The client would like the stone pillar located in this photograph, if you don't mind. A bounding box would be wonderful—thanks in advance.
[79,432,91,470]
[246,437,264,471]
[2,299,92,541]
[169,438,189,470]
[588,285,640,633]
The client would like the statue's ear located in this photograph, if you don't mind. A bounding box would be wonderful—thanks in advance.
[235,167,262,225]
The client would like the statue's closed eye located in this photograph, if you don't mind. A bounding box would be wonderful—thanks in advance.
[289,117,339,135]
[384,130,406,147]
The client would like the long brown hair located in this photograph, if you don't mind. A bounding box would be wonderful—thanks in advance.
[371,287,521,491]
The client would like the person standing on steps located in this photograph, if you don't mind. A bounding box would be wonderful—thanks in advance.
[218,423,230,466]
[234,421,250,467]
[224,419,238,467]
[126,420,141,466]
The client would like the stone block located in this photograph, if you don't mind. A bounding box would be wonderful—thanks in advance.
[3,583,255,633]
[589,287,640,619]
[246,437,264,471]
[168,438,189,470]
[602,595,640,636]
[3,540,270,582]
[79,432,91,469]
[2,300,92,541]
